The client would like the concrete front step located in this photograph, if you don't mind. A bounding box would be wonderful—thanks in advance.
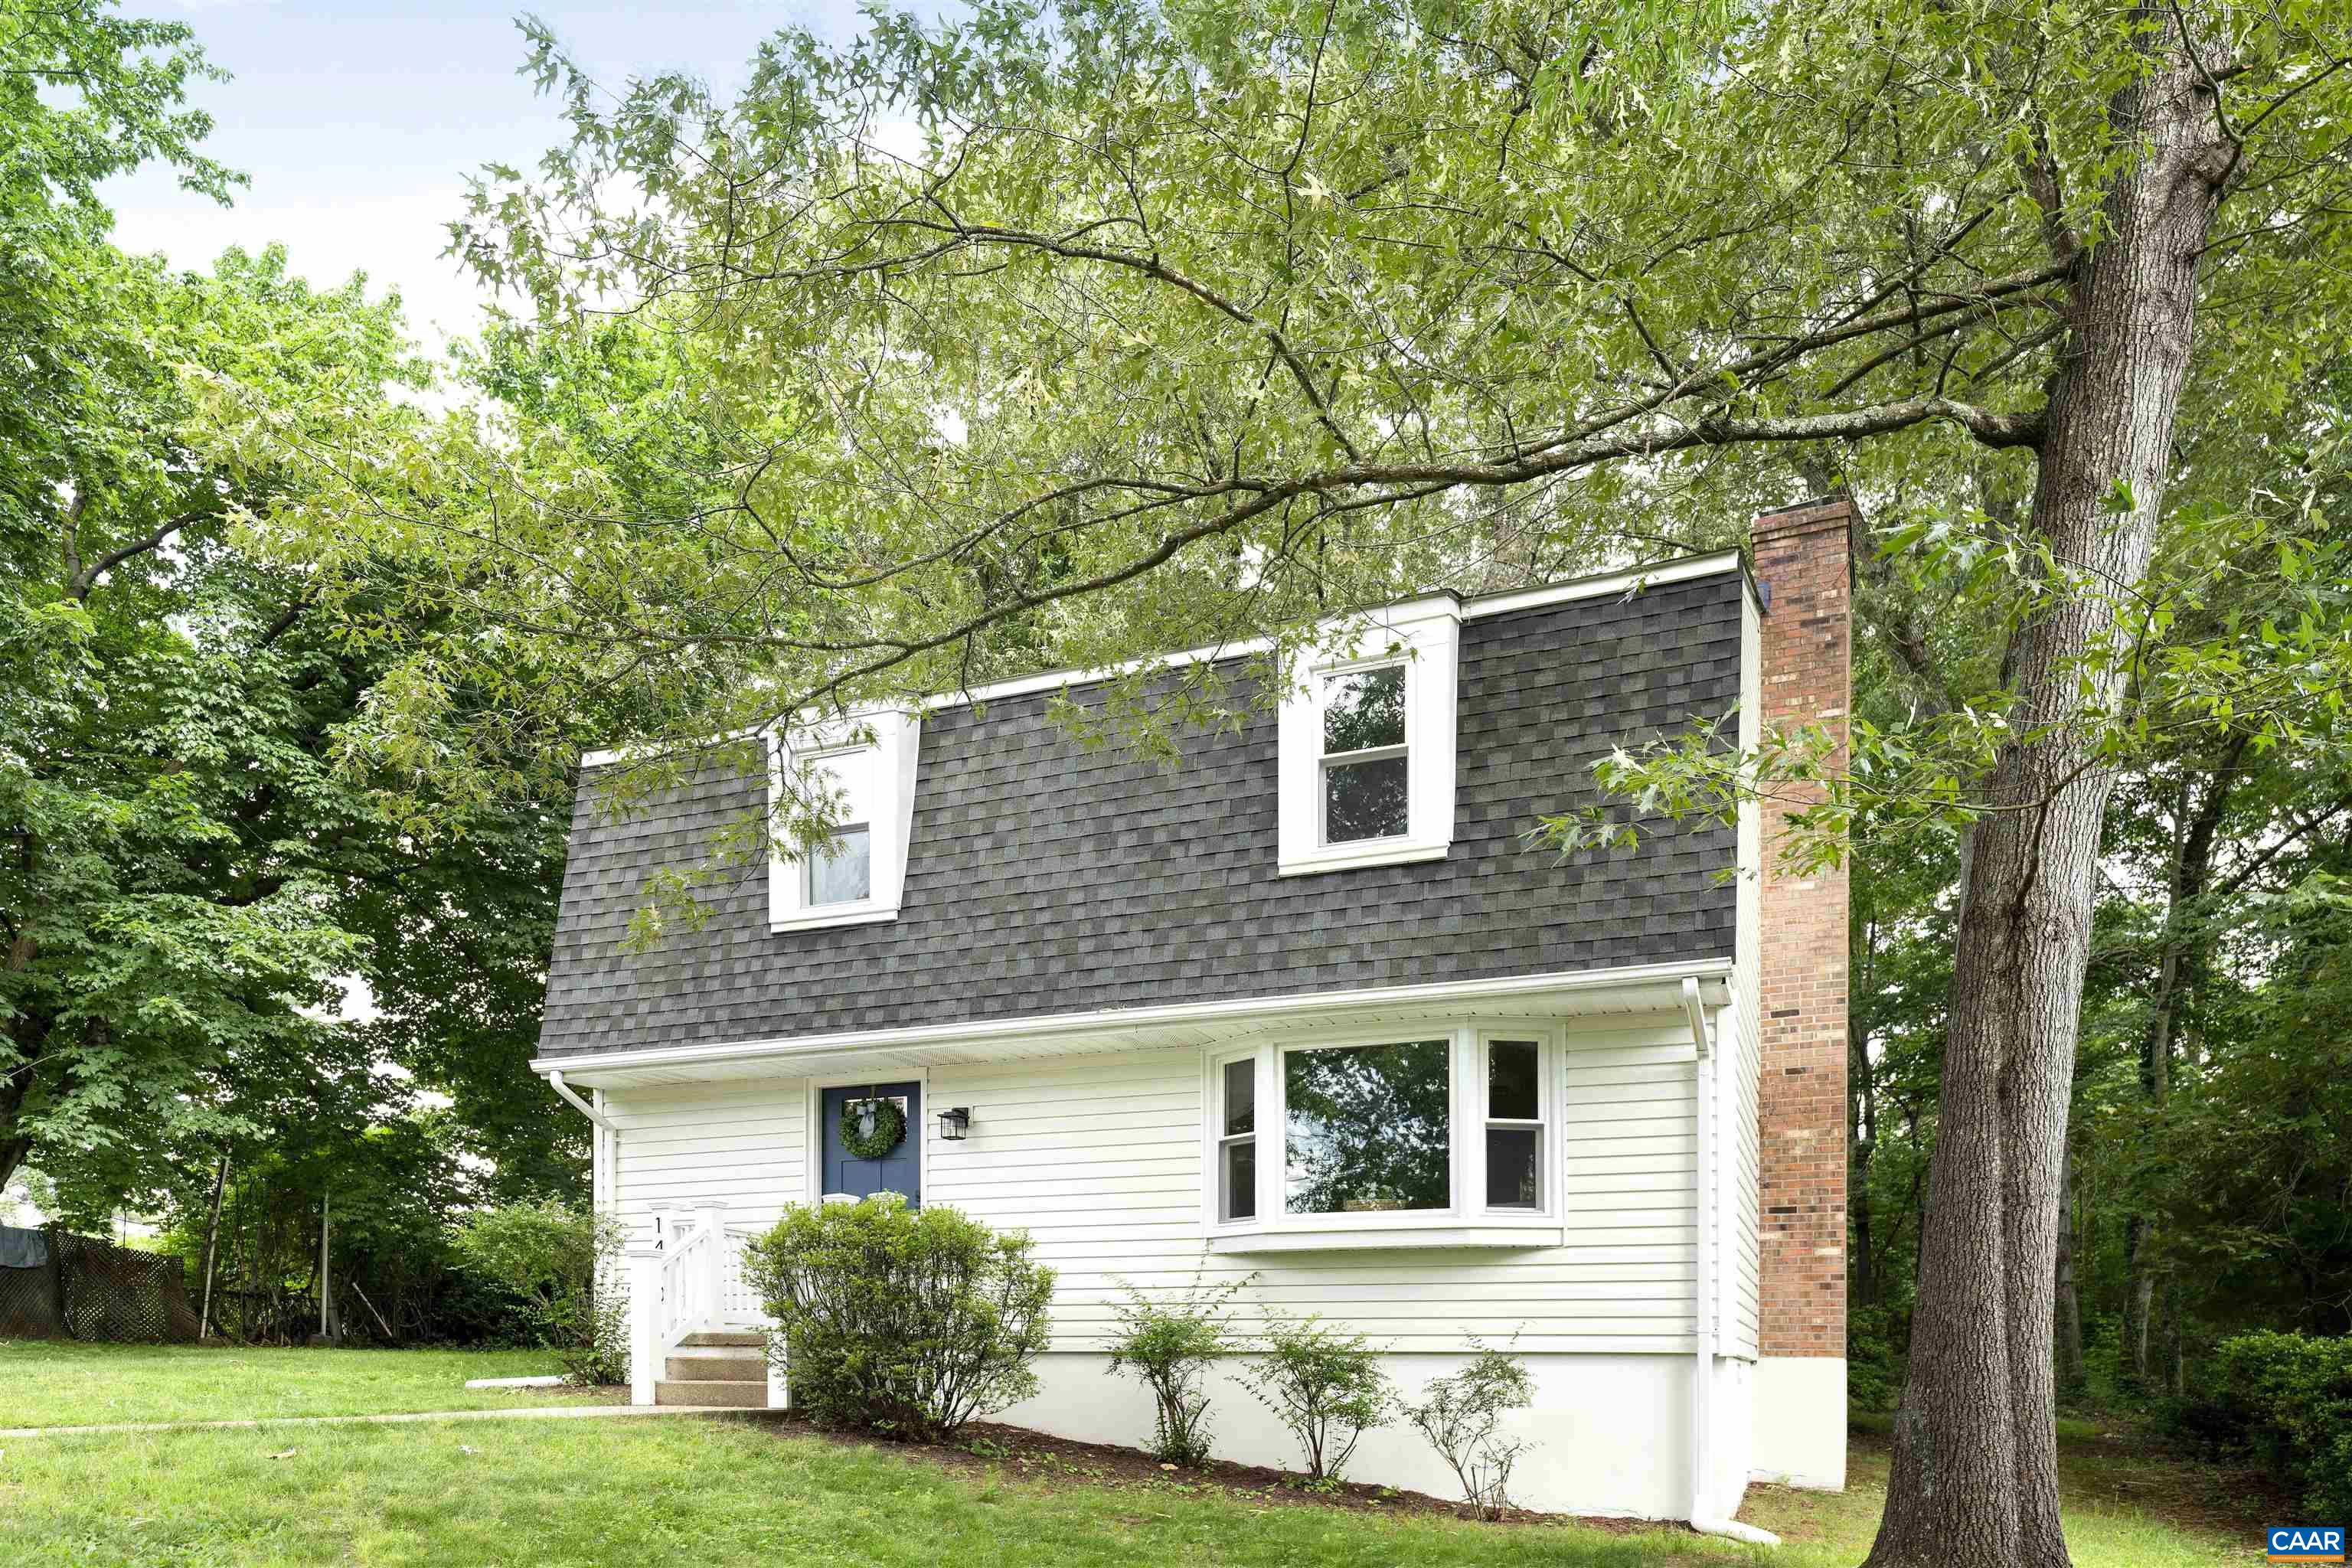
[678,1331,765,1348]
[655,1377,770,1408]
[665,1350,766,1382]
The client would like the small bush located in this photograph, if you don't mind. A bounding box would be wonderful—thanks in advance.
[1245,1312,1396,1482]
[2200,1331,2352,1520]
[740,1194,1054,1442]
[451,1200,626,1385]
[1105,1261,1250,1466]
[1406,1341,1534,1518]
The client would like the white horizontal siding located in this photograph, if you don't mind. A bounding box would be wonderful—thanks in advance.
[601,1018,1702,1355]
[937,1027,1696,1354]
[607,1079,809,1242]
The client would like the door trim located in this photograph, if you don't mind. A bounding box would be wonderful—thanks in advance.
[804,1067,930,1209]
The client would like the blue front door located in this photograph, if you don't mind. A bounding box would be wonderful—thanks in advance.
[819,1083,922,1207]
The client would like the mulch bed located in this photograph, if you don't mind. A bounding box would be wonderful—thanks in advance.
[748,1410,1675,1534]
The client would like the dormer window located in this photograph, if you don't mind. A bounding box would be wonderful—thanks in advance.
[1320,664,1409,843]
[1277,599,1459,876]
[807,823,870,903]
[769,712,920,932]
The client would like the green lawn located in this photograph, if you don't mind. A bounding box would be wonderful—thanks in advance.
[0,1401,2260,1567]
[1742,1429,2254,1568]
[0,1341,593,1429]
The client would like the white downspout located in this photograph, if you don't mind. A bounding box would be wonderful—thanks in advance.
[547,1070,616,1133]
[1683,976,1779,1547]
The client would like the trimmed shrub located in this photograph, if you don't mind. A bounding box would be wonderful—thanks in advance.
[1245,1312,1396,1483]
[451,1200,626,1385]
[1406,1341,1534,1518]
[740,1194,1054,1441]
[1105,1263,1250,1466]
[2200,1331,2352,1520]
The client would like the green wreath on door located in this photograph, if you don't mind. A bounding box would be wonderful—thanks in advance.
[839,1096,907,1161]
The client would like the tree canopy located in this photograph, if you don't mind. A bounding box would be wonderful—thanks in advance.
[0,0,585,1232]
[193,2,2348,851]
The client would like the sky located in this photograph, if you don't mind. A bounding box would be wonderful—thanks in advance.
[103,3,900,354]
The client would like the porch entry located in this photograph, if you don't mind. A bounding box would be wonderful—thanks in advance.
[820,1082,922,1207]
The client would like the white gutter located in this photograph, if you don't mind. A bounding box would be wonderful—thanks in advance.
[545,1070,616,1133]
[1682,976,1779,1547]
[533,957,1735,1080]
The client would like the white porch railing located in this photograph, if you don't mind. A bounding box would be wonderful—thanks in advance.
[718,1226,766,1325]
[626,1204,776,1406]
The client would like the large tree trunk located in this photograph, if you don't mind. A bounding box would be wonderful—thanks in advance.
[1865,50,2229,1568]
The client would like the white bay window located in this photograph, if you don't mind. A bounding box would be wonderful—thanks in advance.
[1205,1022,1562,1251]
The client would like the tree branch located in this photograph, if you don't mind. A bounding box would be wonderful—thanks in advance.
[66,510,208,602]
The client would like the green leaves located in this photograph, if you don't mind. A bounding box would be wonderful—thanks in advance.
[1244,1311,1397,1483]
[0,7,582,1223]
[741,1195,1057,1440]
[452,1198,627,1378]
[1106,1257,1251,1465]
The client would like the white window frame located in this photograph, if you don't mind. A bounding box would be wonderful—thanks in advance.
[769,710,922,933]
[1208,1047,1264,1227]
[1200,1020,1563,1252]
[1276,598,1459,877]
[1478,1028,1551,1214]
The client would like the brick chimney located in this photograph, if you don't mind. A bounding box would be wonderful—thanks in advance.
[1749,495,1852,1487]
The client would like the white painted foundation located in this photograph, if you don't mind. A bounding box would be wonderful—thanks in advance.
[1705,1354,1756,1517]
[998,1350,1723,1519]
[1750,1356,1847,1489]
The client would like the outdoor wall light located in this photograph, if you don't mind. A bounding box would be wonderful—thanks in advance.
[936,1107,972,1141]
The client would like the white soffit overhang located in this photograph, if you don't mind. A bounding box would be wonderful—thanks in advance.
[533,958,1736,1089]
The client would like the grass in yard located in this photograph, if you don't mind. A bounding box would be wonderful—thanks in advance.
[0,1341,599,1429]
[0,1412,2264,1568]
[1740,1424,2263,1568]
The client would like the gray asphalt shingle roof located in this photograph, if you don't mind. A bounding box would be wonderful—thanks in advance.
[537,570,1744,1059]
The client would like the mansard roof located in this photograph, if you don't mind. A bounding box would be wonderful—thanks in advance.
[536,560,1747,1061]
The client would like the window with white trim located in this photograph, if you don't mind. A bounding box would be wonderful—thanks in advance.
[801,746,875,906]
[1276,600,1459,876]
[1284,1037,1450,1214]
[1205,1023,1559,1243]
[769,710,921,932]
[1482,1036,1545,1210]
[1318,665,1409,843]
[1215,1054,1257,1223]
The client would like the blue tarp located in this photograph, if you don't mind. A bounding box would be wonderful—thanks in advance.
[0,1223,48,1269]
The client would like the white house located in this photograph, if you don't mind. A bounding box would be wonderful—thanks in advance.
[532,498,1855,1530]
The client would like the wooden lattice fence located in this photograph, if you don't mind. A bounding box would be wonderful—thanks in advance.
[0,1225,200,1343]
